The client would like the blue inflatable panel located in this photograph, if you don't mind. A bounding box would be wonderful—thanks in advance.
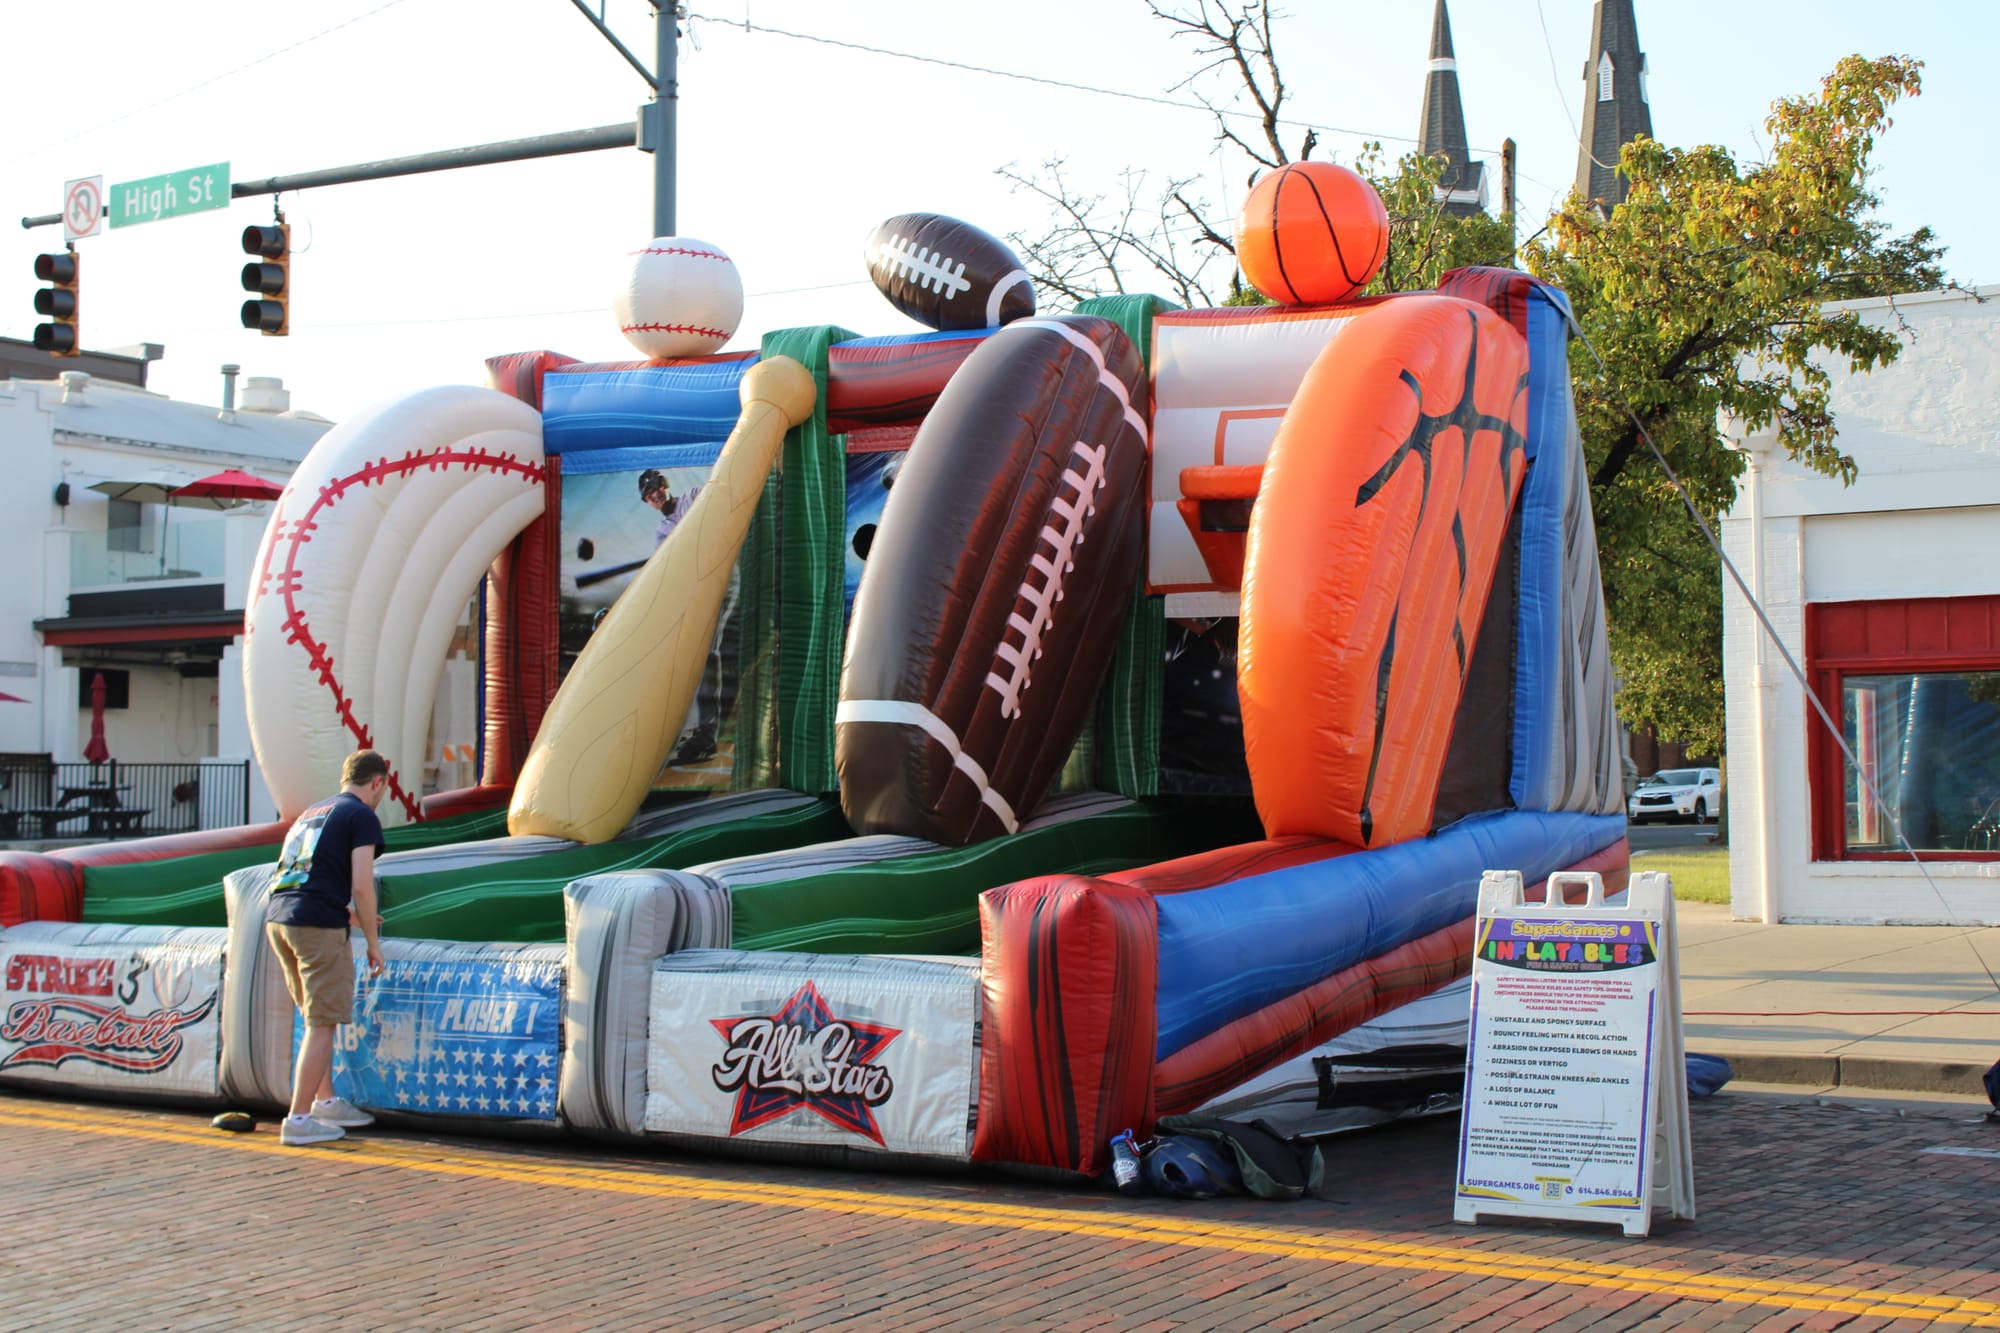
[542,357,757,455]
[313,940,565,1124]
[1510,285,1575,808]
[1153,809,1626,1057]
[834,328,1000,351]
[557,440,729,476]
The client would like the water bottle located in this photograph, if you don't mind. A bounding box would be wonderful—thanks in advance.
[1109,1129,1144,1194]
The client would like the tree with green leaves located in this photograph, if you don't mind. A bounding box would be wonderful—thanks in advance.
[1525,54,1947,754]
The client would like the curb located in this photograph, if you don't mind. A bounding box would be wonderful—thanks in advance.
[1712,1051,1992,1099]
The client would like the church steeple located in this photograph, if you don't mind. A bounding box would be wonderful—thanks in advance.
[1574,0,1653,209]
[1418,0,1487,217]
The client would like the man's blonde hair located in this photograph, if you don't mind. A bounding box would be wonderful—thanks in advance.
[342,750,390,787]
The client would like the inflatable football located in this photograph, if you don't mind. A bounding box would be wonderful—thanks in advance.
[837,314,1148,845]
[864,212,1035,331]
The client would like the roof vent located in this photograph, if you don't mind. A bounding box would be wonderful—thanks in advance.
[239,376,290,414]
[59,370,90,402]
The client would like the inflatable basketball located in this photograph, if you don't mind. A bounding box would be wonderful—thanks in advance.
[1235,162,1388,306]
[1238,294,1530,846]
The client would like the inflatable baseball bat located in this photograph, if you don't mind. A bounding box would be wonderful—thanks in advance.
[508,356,817,843]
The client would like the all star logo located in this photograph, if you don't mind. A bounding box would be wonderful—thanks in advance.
[710,982,902,1145]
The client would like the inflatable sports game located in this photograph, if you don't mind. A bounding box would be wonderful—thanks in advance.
[0,163,1626,1180]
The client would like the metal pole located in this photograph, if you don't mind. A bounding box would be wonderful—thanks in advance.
[233,124,636,197]
[22,124,638,228]
[655,3,678,235]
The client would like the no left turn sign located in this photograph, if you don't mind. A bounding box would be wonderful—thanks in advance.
[63,176,104,242]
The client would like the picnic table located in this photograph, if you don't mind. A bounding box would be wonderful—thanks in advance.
[26,784,150,838]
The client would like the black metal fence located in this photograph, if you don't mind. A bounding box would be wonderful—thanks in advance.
[0,759,251,842]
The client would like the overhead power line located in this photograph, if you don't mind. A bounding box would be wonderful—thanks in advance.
[311,280,872,329]
[3,0,417,168]
[685,10,1511,159]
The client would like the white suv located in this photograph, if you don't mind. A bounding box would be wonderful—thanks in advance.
[1627,767,1721,825]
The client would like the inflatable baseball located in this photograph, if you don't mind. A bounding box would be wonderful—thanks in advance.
[837,315,1149,846]
[243,387,547,825]
[613,237,744,359]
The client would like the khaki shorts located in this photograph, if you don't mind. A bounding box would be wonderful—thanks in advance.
[266,923,355,1027]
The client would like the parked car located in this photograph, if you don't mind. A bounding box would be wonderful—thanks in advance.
[1627,767,1721,824]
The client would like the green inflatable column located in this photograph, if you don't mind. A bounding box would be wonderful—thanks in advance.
[1076,294,1177,798]
[753,326,858,795]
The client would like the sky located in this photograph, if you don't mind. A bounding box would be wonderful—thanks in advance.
[2,0,1993,425]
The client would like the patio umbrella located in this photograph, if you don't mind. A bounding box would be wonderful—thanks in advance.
[169,469,286,508]
[87,479,176,504]
[83,672,110,766]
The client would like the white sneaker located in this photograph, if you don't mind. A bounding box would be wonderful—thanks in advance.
[311,1096,375,1128]
[279,1114,346,1147]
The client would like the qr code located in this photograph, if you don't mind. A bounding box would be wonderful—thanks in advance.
[1539,1180,1567,1201]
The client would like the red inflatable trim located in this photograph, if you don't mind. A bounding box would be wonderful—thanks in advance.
[480,351,575,786]
[478,459,560,788]
[973,875,1158,1177]
[483,349,579,412]
[826,333,987,434]
[0,821,293,927]
[1438,265,1536,341]
[420,784,515,820]
[0,853,84,926]
[1102,835,1351,895]
[1523,836,1630,903]
[1154,917,1473,1117]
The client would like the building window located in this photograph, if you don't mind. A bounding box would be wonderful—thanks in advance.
[1841,672,2000,852]
[1807,594,2000,861]
[75,668,130,710]
[106,498,151,554]
[1639,54,1650,105]
[1598,53,1614,102]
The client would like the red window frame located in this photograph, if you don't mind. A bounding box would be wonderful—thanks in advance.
[1805,593,2000,861]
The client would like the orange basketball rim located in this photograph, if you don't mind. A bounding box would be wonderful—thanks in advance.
[1238,295,1530,847]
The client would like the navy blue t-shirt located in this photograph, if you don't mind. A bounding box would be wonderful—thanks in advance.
[265,792,387,929]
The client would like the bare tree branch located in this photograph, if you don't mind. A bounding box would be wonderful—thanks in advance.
[1149,0,1294,169]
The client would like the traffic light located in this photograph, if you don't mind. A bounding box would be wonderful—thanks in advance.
[32,249,80,357]
[239,221,289,336]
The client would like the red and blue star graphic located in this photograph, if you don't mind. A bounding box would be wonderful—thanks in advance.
[711,982,902,1145]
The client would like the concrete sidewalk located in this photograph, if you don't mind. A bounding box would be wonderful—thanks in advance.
[1676,900,2000,1099]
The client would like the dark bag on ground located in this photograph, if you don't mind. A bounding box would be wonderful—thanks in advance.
[1155,1114,1325,1200]
[1685,1053,1733,1099]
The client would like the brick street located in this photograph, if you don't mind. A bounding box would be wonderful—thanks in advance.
[0,1090,1996,1330]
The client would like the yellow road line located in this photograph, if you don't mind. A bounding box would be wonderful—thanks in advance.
[1,1101,1990,1326]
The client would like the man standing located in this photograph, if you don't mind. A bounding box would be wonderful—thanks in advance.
[264,749,390,1146]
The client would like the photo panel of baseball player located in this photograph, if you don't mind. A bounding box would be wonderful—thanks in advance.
[558,461,742,789]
